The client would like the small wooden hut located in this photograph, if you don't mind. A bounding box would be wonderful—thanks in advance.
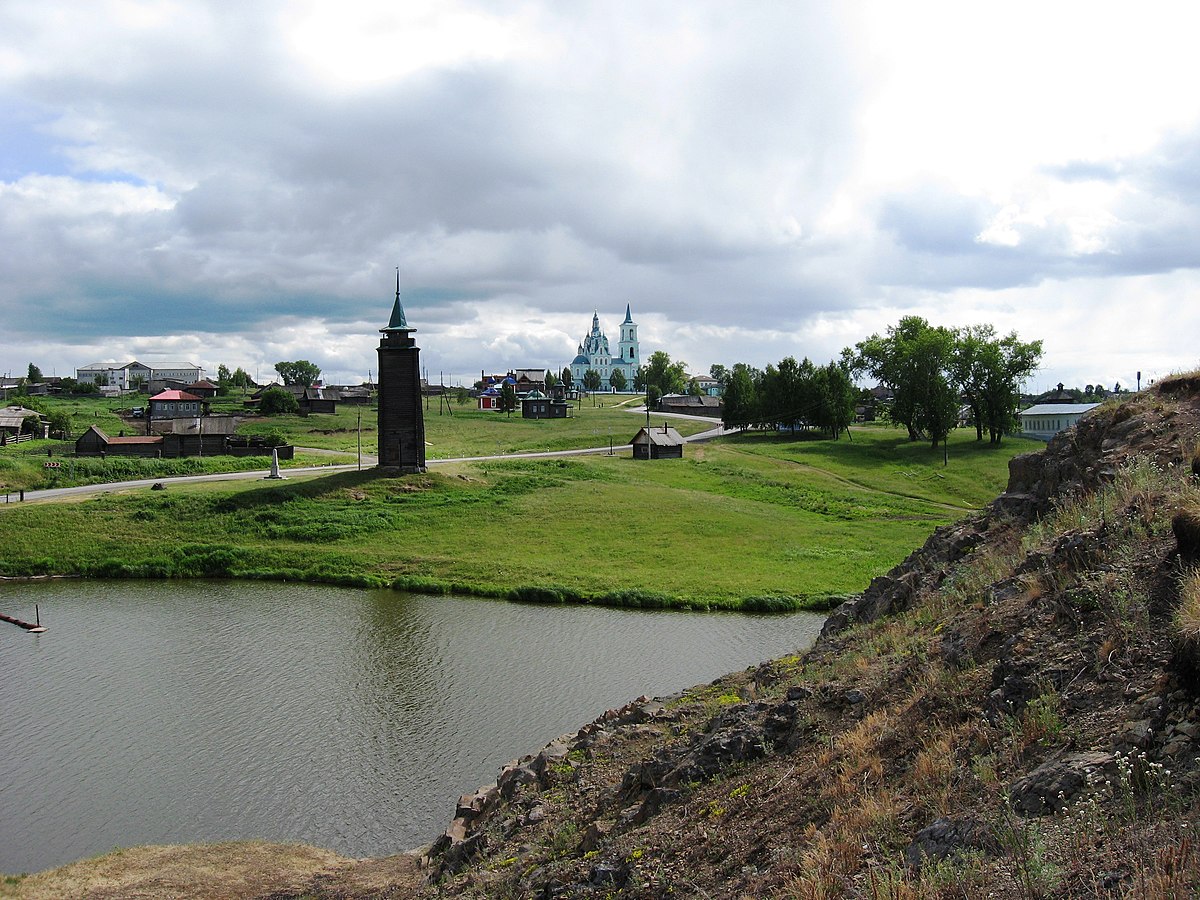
[631,424,684,460]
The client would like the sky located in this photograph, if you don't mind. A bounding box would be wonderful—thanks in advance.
[2,0,1200,393]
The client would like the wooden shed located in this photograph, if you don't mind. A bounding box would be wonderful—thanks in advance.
[631,424,685,460]
[75,425,164,457]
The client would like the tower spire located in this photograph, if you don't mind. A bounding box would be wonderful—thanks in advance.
[382,266,411,332]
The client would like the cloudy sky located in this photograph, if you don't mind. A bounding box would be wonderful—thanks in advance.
[2,0,1199,392]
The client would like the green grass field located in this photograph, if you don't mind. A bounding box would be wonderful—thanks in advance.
[0,424,1037,610]
[0,393,697,490]
[235,392,706,456]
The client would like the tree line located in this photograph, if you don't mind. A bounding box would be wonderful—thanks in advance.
[711,316,1043,446]
[717,357,858,438]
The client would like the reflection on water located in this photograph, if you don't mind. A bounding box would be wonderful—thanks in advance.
[0,581,824,873]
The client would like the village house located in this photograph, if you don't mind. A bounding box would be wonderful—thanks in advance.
[631,423,685,459]
[148,389,204,420]
[520,390,570,419]
[245,383,337,414]
[688,374,722,397]
[330,385,371,404]
[183,379,219,399]
[75,427,292,460]
[75,425,295,459]
[1019,402,1102,441]
[75,426,162,457]
[512,368,547,394]
[287,385,337,414]
[657,393,722,418]
[478,385,502,410]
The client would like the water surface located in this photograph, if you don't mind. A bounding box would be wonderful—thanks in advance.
[0,580,824,873]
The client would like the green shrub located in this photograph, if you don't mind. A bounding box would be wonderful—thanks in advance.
[508,585,568,607]
[597,588,680,609]
[740,594,801,613]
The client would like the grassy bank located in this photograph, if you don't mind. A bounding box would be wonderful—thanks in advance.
[0,427,1034,610]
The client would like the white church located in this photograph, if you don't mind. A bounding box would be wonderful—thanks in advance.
[570,305,640,391]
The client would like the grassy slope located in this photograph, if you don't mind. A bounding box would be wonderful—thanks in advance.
[0,426,1035,608]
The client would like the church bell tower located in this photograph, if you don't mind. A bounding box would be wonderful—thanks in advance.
[377,270,426,473]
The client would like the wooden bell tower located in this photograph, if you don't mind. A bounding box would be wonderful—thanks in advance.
[376,269,426,473]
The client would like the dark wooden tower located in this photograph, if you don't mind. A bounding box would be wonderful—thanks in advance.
[377,270,426,473]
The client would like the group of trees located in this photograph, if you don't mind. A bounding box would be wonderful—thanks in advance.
[852,317,1042,447]
[636,351,688,408]
[216,363,254,394]
[273,360,321,387]
[719,358,857,439]
[708,317,1042,449]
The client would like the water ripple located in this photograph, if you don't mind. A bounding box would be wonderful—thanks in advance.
[0,581,823,873]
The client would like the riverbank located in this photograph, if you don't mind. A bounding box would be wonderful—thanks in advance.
[0,428,1029,611]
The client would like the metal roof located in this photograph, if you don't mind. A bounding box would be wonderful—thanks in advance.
[1020,403,1102,416]
[632,425,684,446]
[149,390,202,401]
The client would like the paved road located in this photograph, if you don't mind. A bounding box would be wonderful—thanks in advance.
[6,418,728,505]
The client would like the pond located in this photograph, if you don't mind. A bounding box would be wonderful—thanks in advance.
[0,580,825,874]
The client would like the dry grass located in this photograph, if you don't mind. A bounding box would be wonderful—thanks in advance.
[909,732,960,816]
[786,827,857,898]
[1175,567,1200,640]
[1154,369,1200,397]
[819,708,893,800]
[0,841,422,900]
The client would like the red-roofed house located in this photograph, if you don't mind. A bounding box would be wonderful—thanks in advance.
[148,390,204,419]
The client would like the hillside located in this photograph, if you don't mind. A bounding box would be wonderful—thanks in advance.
[7,377,1200,899]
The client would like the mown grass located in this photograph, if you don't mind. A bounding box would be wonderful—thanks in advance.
[236,393,707,457]
[0,427,1024,610]
[724,423,1043,510]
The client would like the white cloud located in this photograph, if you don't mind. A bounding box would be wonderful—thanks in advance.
[0,0,1199,393]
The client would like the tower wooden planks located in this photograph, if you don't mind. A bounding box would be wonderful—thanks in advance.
[377,272,426,473]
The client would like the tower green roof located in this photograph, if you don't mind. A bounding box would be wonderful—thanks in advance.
[381,268,415,332]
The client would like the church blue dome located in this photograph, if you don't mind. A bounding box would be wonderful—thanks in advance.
[571,354,589,365]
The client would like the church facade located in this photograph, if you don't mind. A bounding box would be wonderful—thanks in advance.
[570,305,640,391]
